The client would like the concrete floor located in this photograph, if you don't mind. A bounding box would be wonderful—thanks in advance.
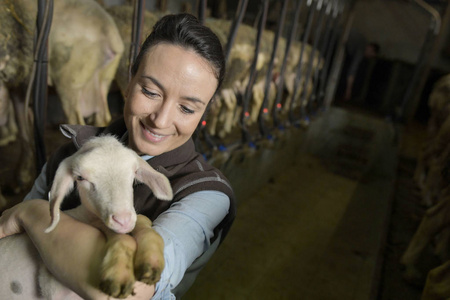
[184,106,402,299]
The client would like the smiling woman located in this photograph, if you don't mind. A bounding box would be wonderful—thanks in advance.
[125,44,218,156]
[0,13,235,300]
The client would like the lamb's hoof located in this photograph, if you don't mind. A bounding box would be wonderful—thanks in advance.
[99,278,134,299]
[100,241,136,298]
[135,263,162,285]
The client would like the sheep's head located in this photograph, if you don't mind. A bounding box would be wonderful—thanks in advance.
[45,135,173,234]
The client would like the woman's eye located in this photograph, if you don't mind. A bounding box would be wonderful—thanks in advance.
[141,88,159,98]
[180,105,195,114]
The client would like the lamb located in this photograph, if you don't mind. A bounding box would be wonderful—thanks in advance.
[0,135,173,299]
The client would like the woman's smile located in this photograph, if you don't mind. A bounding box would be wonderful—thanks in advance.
[139,120,171,143]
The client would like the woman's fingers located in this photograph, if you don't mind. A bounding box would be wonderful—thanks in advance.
[0,205,25,239]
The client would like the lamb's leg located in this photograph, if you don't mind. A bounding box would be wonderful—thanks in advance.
[93,44,122,127]
[131,215,165,285]
[99,232,137,298]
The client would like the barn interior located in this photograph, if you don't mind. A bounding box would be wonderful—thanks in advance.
[1,0,450,299]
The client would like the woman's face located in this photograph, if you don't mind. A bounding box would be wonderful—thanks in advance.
[124,43,218,156]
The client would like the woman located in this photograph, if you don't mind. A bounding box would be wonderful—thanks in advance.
[0,13,235,299]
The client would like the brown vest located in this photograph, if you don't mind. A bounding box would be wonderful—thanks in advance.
[45,118,236,244]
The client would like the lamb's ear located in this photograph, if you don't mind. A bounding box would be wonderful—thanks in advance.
[45,157,75,233]
[135,158,173,201]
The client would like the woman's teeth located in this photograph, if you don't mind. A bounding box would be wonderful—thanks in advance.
[144,127,164,138]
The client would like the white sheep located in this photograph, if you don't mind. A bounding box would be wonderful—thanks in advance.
[0,135,173,299]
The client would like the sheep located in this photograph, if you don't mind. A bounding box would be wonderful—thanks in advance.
[0,0,125,192]
[0,135,173,299]
[0,81,17,147]
[105,5,159,99]
[400,75,450,284]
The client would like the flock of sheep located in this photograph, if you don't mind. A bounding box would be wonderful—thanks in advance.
[0,0,327,209]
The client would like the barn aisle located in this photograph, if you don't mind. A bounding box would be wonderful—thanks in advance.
[184,106,404,300]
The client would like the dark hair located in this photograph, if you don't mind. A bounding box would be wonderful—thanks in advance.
[131,13,226,96]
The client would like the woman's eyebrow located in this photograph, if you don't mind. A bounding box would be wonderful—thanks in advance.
[141,75,165,93]
[141,75,206,106]
[183,96,206,106]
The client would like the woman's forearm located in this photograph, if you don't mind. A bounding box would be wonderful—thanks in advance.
[19,200,109,299]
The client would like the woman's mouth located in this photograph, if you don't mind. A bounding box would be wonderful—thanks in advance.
[140,121,170,143]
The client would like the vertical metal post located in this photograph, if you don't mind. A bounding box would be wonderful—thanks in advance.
[241,0,269,145]
[398,0,441,122]
[317,0,340,108]
[198,0,207,24]
[34,0,53,173]
[299,0,326,122]
[272,0,305,128]
[258,0,288,138]
[224,0,249,63]
[288,0,317,124]
[323,0,351,111]
[129,0,145,80]
[310,0,334,108]
[197,0,247,154]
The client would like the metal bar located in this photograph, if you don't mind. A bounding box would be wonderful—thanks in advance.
[34,0,53,173]
[299,0,326,120]
[198,0,207,24]
[241,0,269,145]
[197,0,246,154]
[288,0,317,124]
[323,0,349,111]
[272,0,305,128]
[258,0,288,138]
[129,0,145,81]
[224,0,249,63]
[310,0,333,108]
[398,0,441,121]
[317,0,340,107]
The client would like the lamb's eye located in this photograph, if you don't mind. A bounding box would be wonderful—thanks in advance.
[76,175,85,181]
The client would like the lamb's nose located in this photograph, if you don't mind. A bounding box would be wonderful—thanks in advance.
[111,212,133,232]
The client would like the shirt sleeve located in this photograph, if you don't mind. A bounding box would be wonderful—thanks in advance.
[23,163,48,201]
[151,190,230,299]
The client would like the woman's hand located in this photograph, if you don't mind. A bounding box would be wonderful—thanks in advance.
[0,200,37,239]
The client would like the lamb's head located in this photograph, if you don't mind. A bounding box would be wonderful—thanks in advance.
[45,135,173,234]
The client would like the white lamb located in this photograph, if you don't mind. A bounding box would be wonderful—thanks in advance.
[0,135,173,299]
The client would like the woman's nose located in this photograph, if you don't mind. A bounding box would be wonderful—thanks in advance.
[150,100,174,128]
